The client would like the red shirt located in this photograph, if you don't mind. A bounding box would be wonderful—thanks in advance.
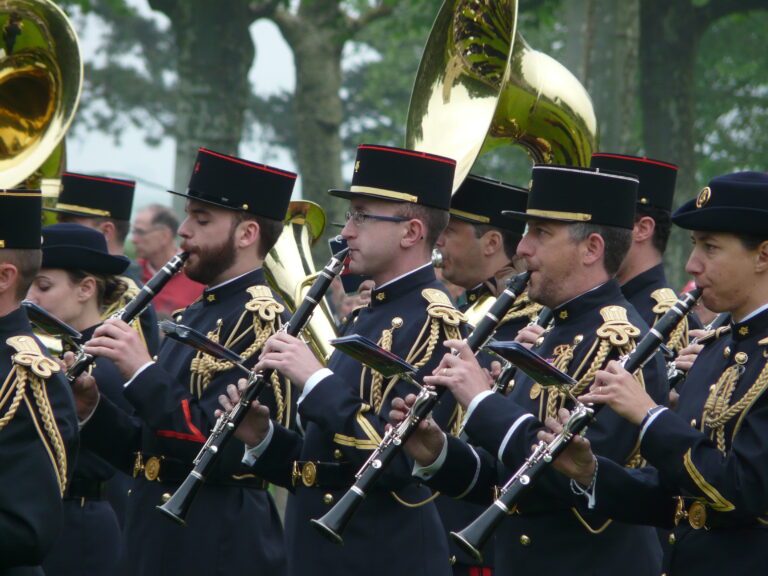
[138,257,204,317]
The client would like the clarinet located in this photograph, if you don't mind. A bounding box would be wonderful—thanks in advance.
[66,252,189,382]
[450,287,702,562]
[156,247,349,526]
[667,311,730,387]
[310,271,531,545]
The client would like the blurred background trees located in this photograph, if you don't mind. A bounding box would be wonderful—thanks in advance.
[58,0,768,287]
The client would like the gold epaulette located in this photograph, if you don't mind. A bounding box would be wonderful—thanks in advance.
[1,336,67,495]
[596,305,641,347]
[423,288,466,331]
[245,285,285,322]
[650,287,678,315]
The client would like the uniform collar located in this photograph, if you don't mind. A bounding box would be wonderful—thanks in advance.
[370,264,436,307]
[202,268,266,306]
[552,280,621,326]
[731,305,768,341]
[464,282,492,305]
[620,262,667,300]
[0,306,32,336]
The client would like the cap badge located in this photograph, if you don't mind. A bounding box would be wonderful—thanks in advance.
[354,161,361,173]
[696,186,711,208]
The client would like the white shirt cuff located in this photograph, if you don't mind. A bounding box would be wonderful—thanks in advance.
[412,432,448,480]
[639,406,668,442]
[123,361,155,388]
[241,420,275,466]
[298,368,333,404]
[498,413,535,462]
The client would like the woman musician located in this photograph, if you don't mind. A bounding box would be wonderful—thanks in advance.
[27,223,137,576]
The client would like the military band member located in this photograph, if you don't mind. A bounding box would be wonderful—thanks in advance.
[227,144,465,576]
[394,165,668,575]
[26,223,134,575]
[590,153,701,354]
[74,149,296,576]
[547,171,768,576]
[0,190,78,575]
[45,172,160,355]
[434,174,536,574]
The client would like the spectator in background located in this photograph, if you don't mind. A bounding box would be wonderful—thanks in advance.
[131,204,204,319]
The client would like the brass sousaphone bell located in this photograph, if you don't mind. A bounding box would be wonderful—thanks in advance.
[406,0,598,191]
[0,0,82,189]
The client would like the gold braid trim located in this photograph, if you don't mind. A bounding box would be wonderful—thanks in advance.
[651,288,689,353]
[703,353,768,455]
[501,292,543,324]
[188,286,287,422]
[102,276,149,349]
[3,336,67,494]
[369,318,401,413]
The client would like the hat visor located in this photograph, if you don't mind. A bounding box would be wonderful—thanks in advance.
[328,188,408,204]
[43,247,131,275]
[167,189,245,212]
[501,209,582,224]
[672,206,768,235]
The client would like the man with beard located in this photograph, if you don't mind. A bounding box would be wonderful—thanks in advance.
[71,148,296,576]
[391,164,669,575]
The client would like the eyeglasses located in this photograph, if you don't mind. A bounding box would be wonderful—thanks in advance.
[344,210,409,227]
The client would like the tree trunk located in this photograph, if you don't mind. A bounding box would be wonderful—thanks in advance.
[275,6,346,229]
[640,0,703,288]
[150,0,256,210]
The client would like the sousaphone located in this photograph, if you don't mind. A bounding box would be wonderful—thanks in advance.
[0,0,82,189]
[406,0,598,191]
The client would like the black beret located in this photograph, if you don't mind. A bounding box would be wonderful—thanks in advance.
[672,171,768,236]
[47,172,136,221]
[42,223,130,275]
[590,153,678,212]
[329,144,455,210]
[0,189,42,249]
[450,174,528,234]
[169,148,296,221]
[503,164,638,229]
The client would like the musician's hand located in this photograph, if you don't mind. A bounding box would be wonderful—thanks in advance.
[578,360,657,425]
[216,379,271,447]
[357,279,375,307]
[84,319,153,380]
[489,360,503,381]
[64,351,100,422]
[389,394,446,467]
[254,332,322,389]
[538,408,596,486]
[514,324,545,349]
[672,341,704,373]
[424,339,492,409]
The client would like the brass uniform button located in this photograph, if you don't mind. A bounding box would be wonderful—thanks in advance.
[333,449,343,460]
[690,419,697,427]
[449,556,457,566]
[723,346,731,358]
[687,501,707,530]
[161,492,171,503]
[735,351,748,364]
[392,317,404,328]
[519,534,531,546]
[529,383,541,400]
[323,493,334,505]
[144,457,161,482]
[301,462,317,487]
[668,533,676,545]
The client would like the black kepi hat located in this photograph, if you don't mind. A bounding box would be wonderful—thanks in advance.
[503,164,639,230]
[47,172,136,221]
[329,144,455,210]
[169,148,296,221]
[0,189,42,249]
[590,153,677,211]
[41,223,131,275]
[450,174,528,235]
[672,171,768,236]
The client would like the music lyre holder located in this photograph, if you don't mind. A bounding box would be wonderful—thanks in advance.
[22,300,83,350]
[159,320,249,374]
